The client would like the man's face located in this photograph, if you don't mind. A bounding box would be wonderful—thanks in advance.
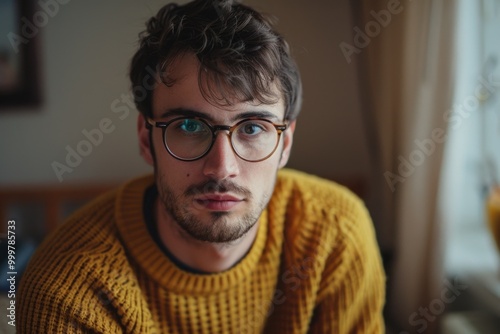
[138,53,295,244]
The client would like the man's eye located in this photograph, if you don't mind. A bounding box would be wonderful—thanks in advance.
[179,119,204,132]
[241,123,265,135]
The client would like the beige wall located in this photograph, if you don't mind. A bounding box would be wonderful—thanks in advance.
[0,0,370,185]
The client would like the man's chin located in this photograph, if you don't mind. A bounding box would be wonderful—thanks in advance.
[209,211,232,220]
[181,227,247,244]
[175,214,255,244]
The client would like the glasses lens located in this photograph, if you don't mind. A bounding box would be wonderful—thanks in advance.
[232,120,280,161]
[165,118,212,159]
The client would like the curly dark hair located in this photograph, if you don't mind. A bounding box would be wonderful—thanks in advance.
[129,0,302,121]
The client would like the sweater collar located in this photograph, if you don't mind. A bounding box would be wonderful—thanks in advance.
[114,174,270,295]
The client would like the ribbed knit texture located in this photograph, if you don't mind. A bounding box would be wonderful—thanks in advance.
[18,169,385,333]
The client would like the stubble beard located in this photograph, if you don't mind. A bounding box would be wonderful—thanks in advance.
[157,174,272,244]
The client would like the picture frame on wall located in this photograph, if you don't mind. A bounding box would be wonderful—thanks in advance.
[0,0,42,109]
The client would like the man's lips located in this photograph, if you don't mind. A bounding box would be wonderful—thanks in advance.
[194,194,244,211]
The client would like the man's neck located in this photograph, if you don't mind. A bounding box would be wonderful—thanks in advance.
[154,199,259,273]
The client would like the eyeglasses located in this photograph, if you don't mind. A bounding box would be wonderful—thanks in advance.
[146,116,288,162]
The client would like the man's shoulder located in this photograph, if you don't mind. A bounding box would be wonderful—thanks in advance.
[17,176,155,329]
[36,173,155,256]
[273,169,373,250]
[29,187,121,265]
[276,168,365,215]
[18,175,155,298]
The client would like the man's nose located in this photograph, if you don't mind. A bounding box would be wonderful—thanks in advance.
[202,132,240,180]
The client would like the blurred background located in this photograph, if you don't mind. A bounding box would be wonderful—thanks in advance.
[1,0,500,333]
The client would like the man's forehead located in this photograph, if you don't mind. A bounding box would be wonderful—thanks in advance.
[158,107,282,124]
[153,53,285,120]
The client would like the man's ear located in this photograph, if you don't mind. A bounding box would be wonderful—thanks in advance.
[137,113,154,166]
[279,120,296,169]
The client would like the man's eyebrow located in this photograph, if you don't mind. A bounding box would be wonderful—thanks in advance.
[160,108,215,122]
[232,111,281,122]
[159,108,281,123]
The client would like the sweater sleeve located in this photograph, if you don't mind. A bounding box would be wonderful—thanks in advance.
[16,191,153,334]
[17,244,155,333]
[309,197,386,333]
[17,252,124,333]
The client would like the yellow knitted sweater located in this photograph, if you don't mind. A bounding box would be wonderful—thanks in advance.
[18,169,385,333]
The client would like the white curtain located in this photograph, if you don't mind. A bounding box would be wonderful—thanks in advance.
[441,0,500,290]
[388,1,457,332]
[353,0,459,332]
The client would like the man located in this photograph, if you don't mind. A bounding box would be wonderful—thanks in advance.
[18,0,385,332]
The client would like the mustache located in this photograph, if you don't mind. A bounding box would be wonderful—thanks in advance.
[185,179,252,198]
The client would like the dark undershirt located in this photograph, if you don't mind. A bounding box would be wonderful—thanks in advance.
[143,185,208,274]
